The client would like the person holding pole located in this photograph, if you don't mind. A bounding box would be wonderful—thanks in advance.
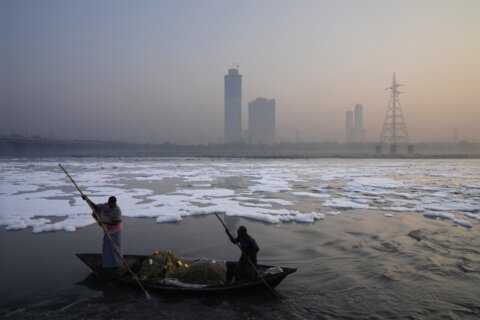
[83,195,123,270]
[226,225,259,282]
[59,163,149,296]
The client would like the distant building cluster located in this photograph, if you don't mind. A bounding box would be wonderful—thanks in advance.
[224,68,276,145]
[346,104,366,143]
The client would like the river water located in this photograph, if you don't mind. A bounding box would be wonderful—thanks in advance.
[0,158,479,319]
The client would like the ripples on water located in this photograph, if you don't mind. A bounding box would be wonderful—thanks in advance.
[0,158,479,319]
[1,213,479,319]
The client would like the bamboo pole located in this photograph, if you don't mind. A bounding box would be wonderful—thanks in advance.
[214,212,277,296]
[59,163,150,298]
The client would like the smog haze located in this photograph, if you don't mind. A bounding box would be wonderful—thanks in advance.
[1,0,479,144]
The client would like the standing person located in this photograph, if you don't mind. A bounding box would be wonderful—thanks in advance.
[83,195,123,270]
[226,225,259,282]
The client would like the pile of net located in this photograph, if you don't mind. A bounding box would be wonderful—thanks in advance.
[166,260,226,285]
[136,250,226,285]
[137,250,185,281]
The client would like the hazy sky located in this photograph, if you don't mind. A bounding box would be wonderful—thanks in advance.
[1,0,479,144]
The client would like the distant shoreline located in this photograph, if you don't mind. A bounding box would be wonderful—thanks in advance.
[1,135,479,159]
[2,153,480,160]
[1,152,480,159]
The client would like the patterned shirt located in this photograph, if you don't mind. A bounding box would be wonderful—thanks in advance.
[97,203,123,234]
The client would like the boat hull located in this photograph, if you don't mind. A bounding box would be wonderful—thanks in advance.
[76,253,297,293]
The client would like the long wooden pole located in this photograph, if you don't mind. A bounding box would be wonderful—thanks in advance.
[213,212,277,295]
[59,164,149,297]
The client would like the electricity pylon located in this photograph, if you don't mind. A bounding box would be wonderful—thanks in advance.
[380,73,409,145]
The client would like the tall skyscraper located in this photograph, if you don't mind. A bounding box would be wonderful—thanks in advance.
[346,104,366,143]
[248,98,275,145]
[224,68,242,143]
[354,103,366,142]
[346,110,353,143]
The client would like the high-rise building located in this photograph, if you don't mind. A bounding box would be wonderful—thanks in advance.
[346,104,366,143]
[248,98,275,145]
[224,68,242,143]
[346,110,353,143]
[353,103,366,142]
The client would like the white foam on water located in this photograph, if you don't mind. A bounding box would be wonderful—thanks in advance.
[350,197,369,204]
[134,171,178,181]
[155,213,182,223]
[224,209,281,224]
[464,212,480,221]
[240,202,273,208]
[348,177,412,189]
[32,214,94,233]
[279,212,325,223]
[383,191,417,200]
[11,189,73,199]
[326,211,341,216]
[173,188,236,198]
[232,196,261,202]
[316,184,329,193]
[323,198,371,209]
[452,218,473,228]
[423,202,478,213]
[120,188,298,225]
[384,213,394,217]
[5,217,52,231]
[319,169,369,181]
[292,192,330,198]
[248,177,291,193]
[382,198,418,208]
[463,182,480,189]
[1,159,479,232]
[426,172,480,179]
[423,212,455,220]
[85,186,137,197]
[0,183,40,195]
[0,195,84,218]
[258,198,294,206]
[381,206,416,212]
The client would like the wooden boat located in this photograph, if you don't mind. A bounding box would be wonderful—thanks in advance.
[76,253,297,293]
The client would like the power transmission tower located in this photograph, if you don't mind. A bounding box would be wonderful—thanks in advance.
[379,73,410,153]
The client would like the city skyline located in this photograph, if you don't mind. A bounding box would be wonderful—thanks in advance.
[1,1,479,144]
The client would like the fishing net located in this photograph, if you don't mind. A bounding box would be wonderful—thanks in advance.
[137,251,227,285]
[166,260,227,285]
[137,250,187,281]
